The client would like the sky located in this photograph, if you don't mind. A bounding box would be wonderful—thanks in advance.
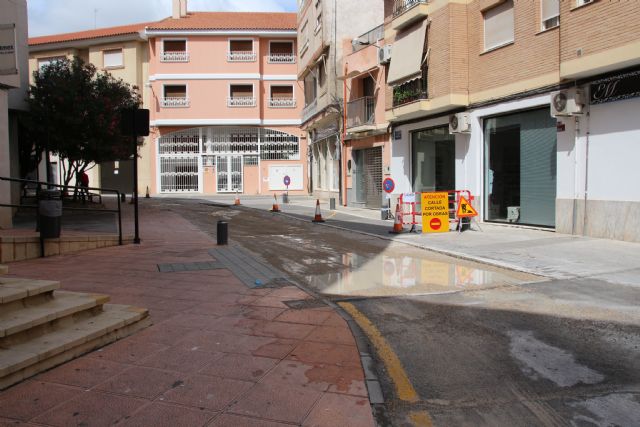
[28,0,298,37]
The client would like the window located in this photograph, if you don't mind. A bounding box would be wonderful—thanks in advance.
[162,85,189,107]
[161,39,188,62]
[576,0,593,5]
[317,63,325,90]
[483,0,514,51]
[269,85,295,108]
[300,21,309,55]
[228,39,256,62]
[103,49,123,69]
[315,12,323,33]
[541,0,559,30]
[38,56,65,70]
[304,73,317,104]
[268,41,295,63]
[228,84,256,107]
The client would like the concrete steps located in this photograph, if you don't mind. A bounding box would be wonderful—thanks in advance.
[0,270,150,390]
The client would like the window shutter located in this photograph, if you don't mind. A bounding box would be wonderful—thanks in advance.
[103,49,123,68]
[541,0,559,21]
[484,0,514,50]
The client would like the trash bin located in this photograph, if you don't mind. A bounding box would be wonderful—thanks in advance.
[38,190,62,239]
[380,207,390,220]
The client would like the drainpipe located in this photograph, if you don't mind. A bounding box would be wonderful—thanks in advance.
[342,61,348,206]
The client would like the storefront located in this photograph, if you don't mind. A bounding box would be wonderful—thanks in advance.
[483,107,557,228]
[411,126,455,193]
[351,146,383,208]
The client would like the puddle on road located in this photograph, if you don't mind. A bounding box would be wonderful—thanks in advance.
[305,246,538,297]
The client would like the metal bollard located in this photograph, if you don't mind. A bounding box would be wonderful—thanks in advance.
[217,220,228,245]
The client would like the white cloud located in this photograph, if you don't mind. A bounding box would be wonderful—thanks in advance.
[28,0,297,37]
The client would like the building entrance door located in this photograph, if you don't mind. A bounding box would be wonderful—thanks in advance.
[216,155,243,193]
[354,147,383,208]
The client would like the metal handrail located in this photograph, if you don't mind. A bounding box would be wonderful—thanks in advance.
[0,176,123,245]
[393,0,428,17]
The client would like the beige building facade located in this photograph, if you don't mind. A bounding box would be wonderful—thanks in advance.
[384,0,640,242]
[0,0,29,229]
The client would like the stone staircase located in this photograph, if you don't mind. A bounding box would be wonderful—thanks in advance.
[0,265,151,390]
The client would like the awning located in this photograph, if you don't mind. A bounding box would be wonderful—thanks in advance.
[387,19,428,87]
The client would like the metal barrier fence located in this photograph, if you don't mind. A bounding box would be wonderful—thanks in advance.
[399,190,474,231]
[0,176,123,245]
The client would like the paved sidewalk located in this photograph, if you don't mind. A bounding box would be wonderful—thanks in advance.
[194,194,640,285]
[0,203,375,427]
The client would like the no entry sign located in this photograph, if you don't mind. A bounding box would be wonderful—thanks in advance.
[421,192,450,233]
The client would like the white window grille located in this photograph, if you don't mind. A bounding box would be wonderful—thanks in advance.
[227,51,257,62]
[161,97,190,108]
[244,155,259,165]
[159,156,199,192]
[158,128,200,154]
[162,40,188,62]
[161,51,189,62]
[268,53,296,64]
[269,98,297,108]
[228,97,257,107]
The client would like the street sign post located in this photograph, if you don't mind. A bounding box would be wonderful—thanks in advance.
[421,192,450,233]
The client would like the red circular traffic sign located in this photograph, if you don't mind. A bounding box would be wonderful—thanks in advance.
[430,218,442,230]
[383,178,395,193]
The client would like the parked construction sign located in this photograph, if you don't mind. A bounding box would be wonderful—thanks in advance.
[421,192,449,233]
[456,196,478,218]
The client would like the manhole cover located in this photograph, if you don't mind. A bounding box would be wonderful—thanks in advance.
[283,299,327,310]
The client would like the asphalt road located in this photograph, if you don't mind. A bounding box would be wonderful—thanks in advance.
[167,199,640,427]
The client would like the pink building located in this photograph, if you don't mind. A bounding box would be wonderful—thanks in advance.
[147,1,305,195]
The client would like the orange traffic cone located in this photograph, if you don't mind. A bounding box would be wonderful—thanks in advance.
[389,204,403,234]
[234,190,241,206]
[271,194,280,212]
[312,199,325,223]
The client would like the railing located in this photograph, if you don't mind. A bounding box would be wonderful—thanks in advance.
[268,53,296,64]
[0,176,123,246]
[352,24,385,52]
[393,77,428,107]
[347,96,376,129]
[393,0,428,17]
[227,97,256,107]
[161,51,189,62]
[269,98,297,108]
[227,51,257,62]
[161,97,190,108]
[302,99,318,122]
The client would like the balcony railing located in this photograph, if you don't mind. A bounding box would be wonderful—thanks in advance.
[269,98,297,108]
[161,51,189,62]
[228,97,256,107]
[268,53,296,64]
[392,77,428,107]
[161,97,190,108]
[352,24,385,53]
[302,99,318,122]
[347,96,375,129]
[393,0,428,17]
[227,51,257,62]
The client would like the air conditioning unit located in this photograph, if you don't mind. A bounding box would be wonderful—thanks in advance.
[449,113,470,134]
[550,89,585,117]
[378,45,392,65]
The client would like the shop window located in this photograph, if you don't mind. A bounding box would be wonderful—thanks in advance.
[484,108,557,227]
[411,126,455,193]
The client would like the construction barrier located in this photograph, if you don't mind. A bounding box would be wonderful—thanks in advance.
[399,190,475,232]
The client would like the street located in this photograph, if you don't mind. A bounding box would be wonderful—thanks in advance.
[169,198,640,426]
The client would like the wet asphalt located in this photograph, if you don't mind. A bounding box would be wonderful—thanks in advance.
[166,199,640,427]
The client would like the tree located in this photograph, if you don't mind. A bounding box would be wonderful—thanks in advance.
[27,56,141,189]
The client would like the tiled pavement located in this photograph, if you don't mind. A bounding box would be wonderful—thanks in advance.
[0,204,375,426]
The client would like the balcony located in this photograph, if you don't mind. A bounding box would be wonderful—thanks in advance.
[347,96,375,130]
[268,53,296,64]
[302,99,318,123]
[227,51,257,62]
[161,97,190,108]
[352,25,384,53]
[393,77,428,107]
[269,98,297,108]
[161,51,189,63]
[228,97,257,107]
[392,0,429,31]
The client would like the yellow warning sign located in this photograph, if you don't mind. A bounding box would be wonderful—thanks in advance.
[421,192,450,233]
[456,196,478,218]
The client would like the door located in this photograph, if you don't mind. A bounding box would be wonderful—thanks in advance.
[159,156,200,192]
[216,155,243,193]
[363,147,383,209]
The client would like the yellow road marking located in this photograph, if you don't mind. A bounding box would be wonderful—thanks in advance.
[409,411,434,427]
[339,302,419,403]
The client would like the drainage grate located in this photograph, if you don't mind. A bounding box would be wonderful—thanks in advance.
[283,299,327,310]
[157,261,225,273]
